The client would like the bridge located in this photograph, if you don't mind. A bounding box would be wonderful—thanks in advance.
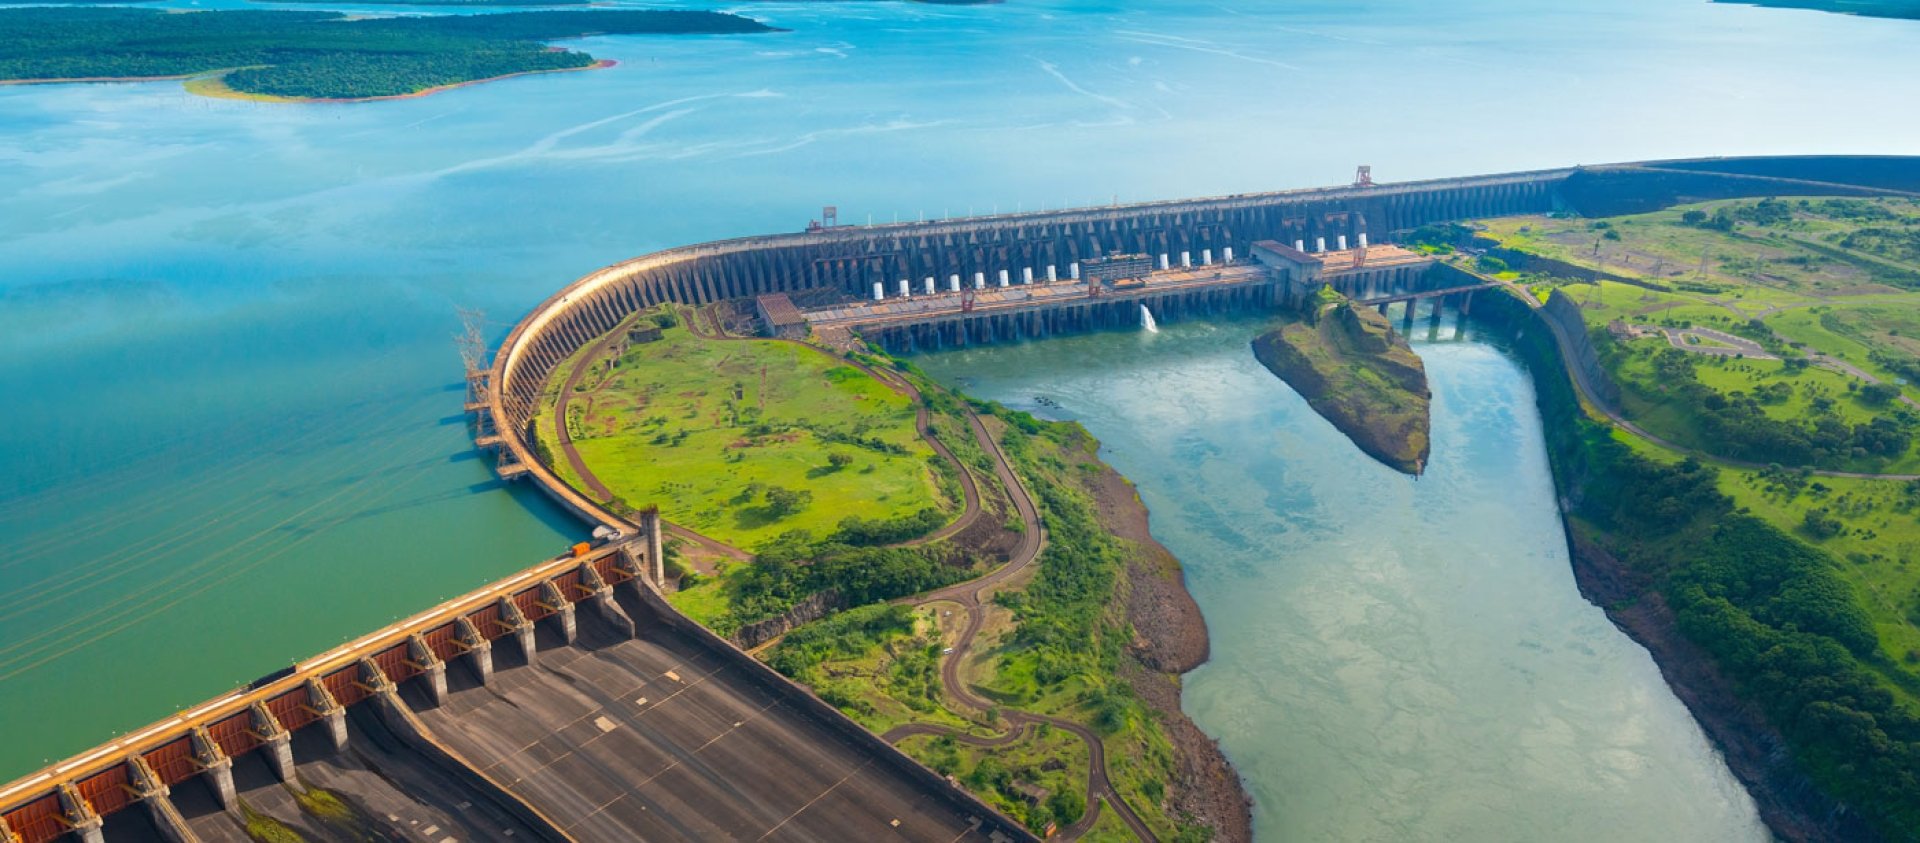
[9,155,1920,843]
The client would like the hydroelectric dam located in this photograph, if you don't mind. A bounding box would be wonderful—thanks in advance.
[5,155,1920,843]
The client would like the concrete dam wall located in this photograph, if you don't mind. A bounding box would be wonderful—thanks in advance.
[488,155,1920,442]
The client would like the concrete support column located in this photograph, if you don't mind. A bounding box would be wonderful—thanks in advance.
[358,659,396,699]
[250,703,296,786]
[188,727,235,812]
[304,679,347,752]
[540,580,577,645]
[55,785,103,843]
[455,618,494,687]
[129,757,198,843]
[643,507,665,586]
[579,561,637,638]
[407,635,447,708]
[499,596,536,667]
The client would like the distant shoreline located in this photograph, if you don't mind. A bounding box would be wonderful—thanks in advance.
[0,60,618,101]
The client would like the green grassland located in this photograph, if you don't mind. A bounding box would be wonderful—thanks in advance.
[0,7,775,100]
[535,314,946,550]
[749,366,1203,840]
[1478,197,1920,473]
[898,728,1093,837]
[1614,430,1920,694]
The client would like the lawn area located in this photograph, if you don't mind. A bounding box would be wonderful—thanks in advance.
[533,311,947,549]
[1611,428,1920,702]
[1479,196,1920,300]
[1721,468,1920,675]
[1770,303,1920,402]
[1477,197,1920,473]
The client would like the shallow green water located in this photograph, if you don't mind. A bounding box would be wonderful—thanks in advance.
[917,313,1769,841]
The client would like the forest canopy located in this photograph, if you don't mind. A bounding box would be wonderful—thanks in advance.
[0,7,778,99]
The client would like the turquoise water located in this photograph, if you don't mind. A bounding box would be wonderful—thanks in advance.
[917,315,1770,841]
[1,0,1915,811]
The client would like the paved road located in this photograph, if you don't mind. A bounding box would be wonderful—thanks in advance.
[1659,326,1776,359]
[886,407,1159,842]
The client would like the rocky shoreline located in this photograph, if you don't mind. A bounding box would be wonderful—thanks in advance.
[1085,458,1254,842]
[1251,304,1431,475]
[1566,533,1881,842]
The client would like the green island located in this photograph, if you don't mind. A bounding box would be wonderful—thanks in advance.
[1716,0,1920,20]
[1250,289,1432,474]
[0,7,778,101]
[1446,195,1920,839]
[536,304,1244,841]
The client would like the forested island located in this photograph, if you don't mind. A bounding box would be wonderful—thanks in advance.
[1717,0,1920,20]
[1251,291,1432,474]
[0,7,779,100]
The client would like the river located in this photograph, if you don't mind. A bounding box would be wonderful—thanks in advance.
[2,0,1913,827]
[917,313,1769,840]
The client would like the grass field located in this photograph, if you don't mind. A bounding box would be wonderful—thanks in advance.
[534,313,946,549]
[1614,430,1920,695]
[1480,197,1920,473]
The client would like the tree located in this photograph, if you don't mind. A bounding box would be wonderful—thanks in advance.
[1047,789,1086,825]
[1859,382,1899,406]
[827,451,855,471]
[1682,209,1708,226]
[1475,254,1508,274]
[764,486,812,518]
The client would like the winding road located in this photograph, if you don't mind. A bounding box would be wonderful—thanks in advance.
[547,303,1161,840]
[880,405,1158,842]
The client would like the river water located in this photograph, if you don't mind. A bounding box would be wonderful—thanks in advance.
[917,314,1768,840]
[1,0,1913,826]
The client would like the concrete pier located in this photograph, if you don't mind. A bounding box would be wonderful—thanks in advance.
[455,617,494,686]
[251,703,296,785]
[188,727,234,812]
[54,786,100,843]
[308,678,348,751]
[407,634,448,707]
[540,580,577,645]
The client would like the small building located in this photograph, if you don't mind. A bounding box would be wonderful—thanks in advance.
[1250,239,1326,286]
[1011,781,1051,807]
[1083,252,1154,285]
[753,293,808,340]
